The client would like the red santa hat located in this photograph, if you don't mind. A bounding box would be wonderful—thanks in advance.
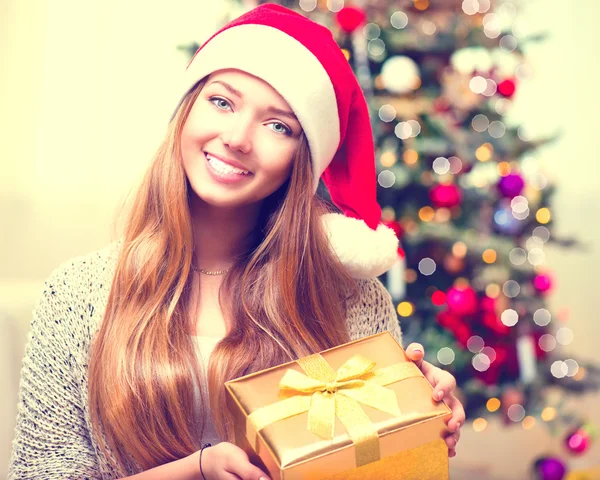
[172,4,399,278]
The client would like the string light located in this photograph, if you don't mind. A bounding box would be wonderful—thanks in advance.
[476,143,493,161]
[403,149,419,165]
[536,208,552,224]
[397,301,414,317]
[486,398,501,412]
[522,416,536,430]
[419,206,435,222]
[413,0,429,11]
[452,241,467,258]
[482,249,497,263]
[405,269,418,283]
[473,418,488,432]
[380,151,397,167]
[497,161,511,176]
[541,407,557,422]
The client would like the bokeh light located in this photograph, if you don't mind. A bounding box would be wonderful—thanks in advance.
[467,335,485,353]
[533,308,551,326]
[501,309,519,327]
[367,39,386,58]
[470,76,488,94]
[472,417,488,432]
[390,11,408,29]
[538,334,556,352]
[503,280,521,298]
[551,360,568,378]
[326,0,344,12]
[380,151,397,168]
[556,327,574,345]
[488,120,506,138]
[453,241,467,258]
[509,247,527,265]
[433,156,450,174]
[522,416,536,430]
[541,407,557,422]
[528,248,545,266]
[299,0,317,12]
[418,257,437,275]
[397,301,414,317]
[437,347,455,365]
[482,249,497,263]
[363,23,381,40]
[476,143,494,161]
[419,206,435,222]
[403,149,419,165]
[536,208,552,224]
[486,398,501,412]
[378,104,397,122]
[378,170,396,188]
[507,404,525,422]
[564,359,579,377]
[472,353,491,372]
[472,114,489,132]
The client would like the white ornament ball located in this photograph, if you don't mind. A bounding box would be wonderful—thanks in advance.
[381,56,421,95]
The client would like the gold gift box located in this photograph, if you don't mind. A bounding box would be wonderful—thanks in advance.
[225,331,452,479]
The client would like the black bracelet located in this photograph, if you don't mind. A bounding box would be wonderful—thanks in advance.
[199,443,212,480]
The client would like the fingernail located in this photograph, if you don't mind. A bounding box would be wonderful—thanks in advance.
[259,477,269,480]
[437,391,444,400]
[456,422,461,430]
[414,348,423,354]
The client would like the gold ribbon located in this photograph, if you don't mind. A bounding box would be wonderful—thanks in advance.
[246,353,422,467]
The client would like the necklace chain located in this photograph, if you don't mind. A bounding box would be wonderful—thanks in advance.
[192,264,230,276]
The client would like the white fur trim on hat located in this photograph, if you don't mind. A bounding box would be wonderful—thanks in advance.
[321,213,400,279]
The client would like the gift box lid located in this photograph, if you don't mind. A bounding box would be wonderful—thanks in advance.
[225,331,452,472]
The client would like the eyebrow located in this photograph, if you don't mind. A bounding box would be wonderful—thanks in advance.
[207,80,299,123]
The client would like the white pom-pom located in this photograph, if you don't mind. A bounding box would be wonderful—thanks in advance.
[321,213,399,279]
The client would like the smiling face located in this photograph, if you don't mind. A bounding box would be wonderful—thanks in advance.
[181,69,303,210]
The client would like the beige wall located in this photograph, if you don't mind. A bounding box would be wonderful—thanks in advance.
[1,0,599,478]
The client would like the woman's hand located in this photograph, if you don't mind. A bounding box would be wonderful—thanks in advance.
[405,343,466,458]
[200,442,270,480]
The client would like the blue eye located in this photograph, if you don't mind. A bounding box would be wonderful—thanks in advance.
[269,122,292,136]
[209,97,232,111]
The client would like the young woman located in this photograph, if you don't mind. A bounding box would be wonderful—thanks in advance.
[8,4,465,480]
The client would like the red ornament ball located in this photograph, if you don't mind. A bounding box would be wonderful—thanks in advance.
[498,78,517,98]
[335,6,367,33]
[432,290,446,306]
[534,273,553,294]
[565,428,592,455]
[446,286,478,316]
[429,184,463,208]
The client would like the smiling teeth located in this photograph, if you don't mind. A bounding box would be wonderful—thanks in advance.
[206,154,250,175]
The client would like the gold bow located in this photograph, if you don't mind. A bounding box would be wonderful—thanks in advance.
[247,352,422,466]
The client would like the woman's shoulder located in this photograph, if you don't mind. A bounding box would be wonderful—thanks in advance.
[43,239,121,306]
[345,276,403,345]
[35,239,122,351]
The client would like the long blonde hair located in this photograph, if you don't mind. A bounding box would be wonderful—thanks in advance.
[87,78,358,474]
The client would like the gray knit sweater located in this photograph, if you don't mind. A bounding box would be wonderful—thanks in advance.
[7,240,403,479]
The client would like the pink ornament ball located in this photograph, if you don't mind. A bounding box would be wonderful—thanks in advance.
[445,286,478,316]
[534,274,553,293]
[429,184,463,208]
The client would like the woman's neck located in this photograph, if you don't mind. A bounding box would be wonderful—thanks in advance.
[189,195,261,271]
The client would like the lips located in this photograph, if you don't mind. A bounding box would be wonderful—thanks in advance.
[204,152,252,174]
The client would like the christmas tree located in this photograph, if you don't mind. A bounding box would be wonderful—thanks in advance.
[181,0,600,469]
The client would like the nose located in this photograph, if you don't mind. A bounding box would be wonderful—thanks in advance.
[220,115,253,154]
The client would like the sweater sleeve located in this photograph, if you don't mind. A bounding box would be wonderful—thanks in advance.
[7,264,102,479]
[346,277,403,347]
